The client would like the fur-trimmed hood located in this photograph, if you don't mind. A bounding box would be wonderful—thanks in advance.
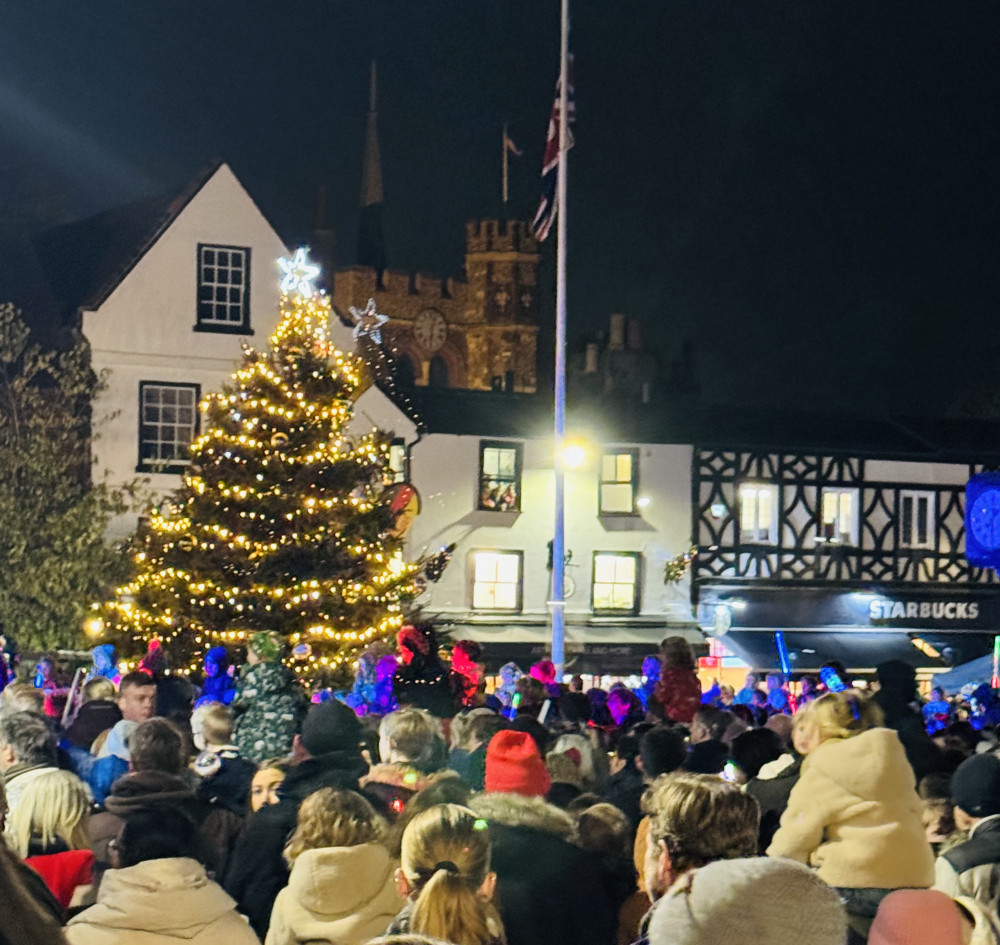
[469,792,574,839]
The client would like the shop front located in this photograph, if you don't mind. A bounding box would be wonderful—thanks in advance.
[696,583,1000,677]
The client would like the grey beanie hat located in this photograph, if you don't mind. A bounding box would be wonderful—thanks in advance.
[649,857,846,945]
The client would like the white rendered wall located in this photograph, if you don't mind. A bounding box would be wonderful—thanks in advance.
[405,434,695,646]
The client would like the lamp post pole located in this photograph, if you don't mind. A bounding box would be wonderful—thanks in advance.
[550,0,570,676]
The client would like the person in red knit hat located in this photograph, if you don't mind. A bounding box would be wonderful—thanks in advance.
[484,730,551,797]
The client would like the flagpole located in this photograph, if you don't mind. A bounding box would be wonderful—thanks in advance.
[502,122,509,205]
[550,0,570,677]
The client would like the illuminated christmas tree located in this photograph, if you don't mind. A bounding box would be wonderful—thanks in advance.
[100,249,425,681]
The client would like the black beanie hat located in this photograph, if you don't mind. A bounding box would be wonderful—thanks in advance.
[952,753,1000,818]
[299,700,363,758]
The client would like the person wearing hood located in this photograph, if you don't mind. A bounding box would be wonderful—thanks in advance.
[265,788,400,945]
[872,658,946,781]
[768,689,934,936]
[87,719,137,806]
[194,646,236,708]
[225,699,370,940]
[67,808,257,945]
[232,633,307,764]
[64,678,122,752]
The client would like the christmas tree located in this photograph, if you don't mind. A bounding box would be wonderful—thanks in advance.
[99,249,425,681]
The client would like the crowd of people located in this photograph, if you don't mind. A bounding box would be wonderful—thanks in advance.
[1,628,999,945]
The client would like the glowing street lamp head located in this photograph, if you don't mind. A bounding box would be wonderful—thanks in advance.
[563,442,586,469]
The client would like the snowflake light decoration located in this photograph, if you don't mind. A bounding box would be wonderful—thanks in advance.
[278,247,321,298]
[349,298,389,344]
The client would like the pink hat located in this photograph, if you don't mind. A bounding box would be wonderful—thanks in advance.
[868,889,965,945]
[485,730,551,797]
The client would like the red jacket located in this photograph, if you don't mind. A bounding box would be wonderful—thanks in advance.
[25,849,94,909]
[653,666,702,723]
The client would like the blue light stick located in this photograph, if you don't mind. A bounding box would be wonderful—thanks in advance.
[774,631,791,676]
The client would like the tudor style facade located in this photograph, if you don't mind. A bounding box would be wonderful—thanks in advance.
[690,431,1000,676]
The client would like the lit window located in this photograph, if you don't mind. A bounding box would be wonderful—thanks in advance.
[820,488,858,544]
[472,551,522,610]
[196,244,251,332]
[388,439,407,484]
[739,484,777,544]
[600,451,638,514]
[592,552,641,614]
[138,382,200,471]
[478,441,521,512]
[900,490,935,550]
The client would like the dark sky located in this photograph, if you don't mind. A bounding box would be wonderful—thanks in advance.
[2,2,999,417]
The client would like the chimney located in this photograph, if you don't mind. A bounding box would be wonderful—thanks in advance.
[627,317,642,351]
[584,343,599,374]
[609,313,626,350]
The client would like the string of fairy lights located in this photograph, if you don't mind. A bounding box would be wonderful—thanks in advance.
[97,249,430,678]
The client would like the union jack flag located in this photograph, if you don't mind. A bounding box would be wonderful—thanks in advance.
[532,57,575,243]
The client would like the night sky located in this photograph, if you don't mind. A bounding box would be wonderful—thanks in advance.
[2,2,999,417]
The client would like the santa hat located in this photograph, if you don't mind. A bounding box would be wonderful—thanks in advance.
[485,730,551,797]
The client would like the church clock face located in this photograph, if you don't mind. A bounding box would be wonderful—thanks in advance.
[413,309,447,353]
[971,489,1000,550]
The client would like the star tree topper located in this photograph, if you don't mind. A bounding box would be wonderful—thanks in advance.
[349,298,389,344]
[279,247,321,297]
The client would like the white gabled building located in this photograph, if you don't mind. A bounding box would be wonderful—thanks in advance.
[27,161,414,536]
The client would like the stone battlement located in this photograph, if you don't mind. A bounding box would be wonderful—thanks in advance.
[465,219,538,256]
[335,265,465,302]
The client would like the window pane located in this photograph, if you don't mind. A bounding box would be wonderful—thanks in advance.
[757,489,772,528]
[497,449,516,477]
[495,554,520,584]
[601,483,633,513]
[613,556,636,583]
[594,555,617,583]
[593,584,615,610]
[612,584,635,610]
[475,554,499,583]
[482,449,499,477]
[740,488,758,532]
[917,497,929,544]
[493,584,517,609]
[601,454,616,482]
[615,454,632,482]
[839,493,852,534]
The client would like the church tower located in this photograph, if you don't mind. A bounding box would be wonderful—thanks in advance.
[462,219,539,392]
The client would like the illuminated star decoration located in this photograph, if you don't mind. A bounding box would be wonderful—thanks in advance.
[278,247,321,298]
[349,298,389,344]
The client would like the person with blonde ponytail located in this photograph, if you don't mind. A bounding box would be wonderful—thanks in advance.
[389,804,505,945]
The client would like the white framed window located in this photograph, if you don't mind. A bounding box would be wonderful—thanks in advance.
[600,450,638,514]
[819,487,859,544]
[900,490,935,550]
[592,552,641,614]
[478,441,522,511]
[196,244,251,332]
[739,483,777,544]
[471,551,522,611]
[388,439,407,484]
[138,382,200,471]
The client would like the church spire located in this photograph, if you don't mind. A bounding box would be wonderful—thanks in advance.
[357,60,386,273]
